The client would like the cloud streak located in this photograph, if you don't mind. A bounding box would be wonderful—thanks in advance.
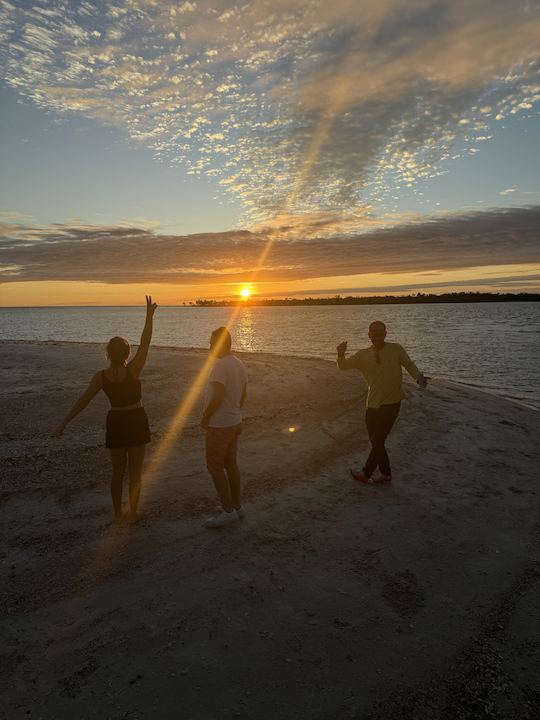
[287,274,540,297]
[1,206,539,286]
[0,0,539,227]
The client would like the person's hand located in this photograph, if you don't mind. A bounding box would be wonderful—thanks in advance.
[54,423,65,439]
[146,295,158,316]
[336,341,347,356]
[417,373,430,388]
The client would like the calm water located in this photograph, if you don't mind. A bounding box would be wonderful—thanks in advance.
[1,303,539,409]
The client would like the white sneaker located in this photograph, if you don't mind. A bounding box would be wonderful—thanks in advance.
[205,509,239,528]
[213,506,245,519]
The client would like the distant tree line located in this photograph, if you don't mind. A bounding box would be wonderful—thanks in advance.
[193,292,540,307]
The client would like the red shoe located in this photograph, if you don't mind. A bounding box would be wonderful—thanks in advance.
[373,474,392,483]
[349,468,371,483]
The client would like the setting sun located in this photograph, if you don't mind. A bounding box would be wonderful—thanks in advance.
[240,287,251,299]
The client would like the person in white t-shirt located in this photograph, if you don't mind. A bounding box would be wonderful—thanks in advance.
[201,326,248,528]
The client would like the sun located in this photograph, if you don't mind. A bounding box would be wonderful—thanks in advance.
[240,287,251,299]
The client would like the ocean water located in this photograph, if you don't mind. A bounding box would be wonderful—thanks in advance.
[1,302,539,409]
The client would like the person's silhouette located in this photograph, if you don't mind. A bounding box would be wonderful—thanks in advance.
[55,296,157,522]
[337,320,428,483]
[201,327,248,528]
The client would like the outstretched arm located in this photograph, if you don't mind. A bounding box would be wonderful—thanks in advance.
[129,295,158,379]
[336,341,361,371]
[399,345,428,387]
[55,372,102,438]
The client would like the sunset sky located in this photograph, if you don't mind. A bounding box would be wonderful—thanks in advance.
[1,0,539,305]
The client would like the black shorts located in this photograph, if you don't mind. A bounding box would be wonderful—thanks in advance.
[106,408,151,449]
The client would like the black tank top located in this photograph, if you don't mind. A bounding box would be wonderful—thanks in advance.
[101,367,142,407]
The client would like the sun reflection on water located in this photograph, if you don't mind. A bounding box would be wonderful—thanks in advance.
[235,306,256,353]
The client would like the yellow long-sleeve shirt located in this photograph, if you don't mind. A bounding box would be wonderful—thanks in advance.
[337,342,421,408]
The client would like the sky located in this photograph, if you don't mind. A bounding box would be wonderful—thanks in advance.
[0,0,539,305]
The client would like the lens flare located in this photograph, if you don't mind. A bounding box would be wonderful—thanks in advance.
[117,71,347,513]
[73,55,352,593]
[282,424,301,434]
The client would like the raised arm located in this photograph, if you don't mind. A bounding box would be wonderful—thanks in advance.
[55,372,102,438]
[129,295,158,379]
[399,345,428,387]
[336,341,361,371]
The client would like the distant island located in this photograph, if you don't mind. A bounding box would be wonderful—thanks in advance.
[192,292,540,307]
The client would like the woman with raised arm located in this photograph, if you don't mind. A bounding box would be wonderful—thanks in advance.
[55,296,158,523]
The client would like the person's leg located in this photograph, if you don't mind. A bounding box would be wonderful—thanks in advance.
[127,445,146,518]
[210,469,233,512]
[375,402,401,477]
[206,429,233,513]
[109,448,127,520]
[363,407,382,478]
[378,445,390,476]
[224,426,241,510]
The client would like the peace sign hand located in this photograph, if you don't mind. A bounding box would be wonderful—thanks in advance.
[146,295,158,316]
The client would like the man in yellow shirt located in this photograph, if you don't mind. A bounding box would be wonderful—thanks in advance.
[336,320,428,483]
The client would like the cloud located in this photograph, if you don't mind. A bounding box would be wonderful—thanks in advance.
[0,211,33,222]
[499,186,517,195]
[286,275,540,296]
[0,1,539,226]
[1,206,539,285]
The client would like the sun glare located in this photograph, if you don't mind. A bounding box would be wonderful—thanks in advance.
[240,287,251,298]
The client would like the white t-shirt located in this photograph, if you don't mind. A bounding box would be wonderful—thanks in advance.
[206,354,248,428]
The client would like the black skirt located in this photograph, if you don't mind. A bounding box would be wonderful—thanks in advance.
[105,407,151,449]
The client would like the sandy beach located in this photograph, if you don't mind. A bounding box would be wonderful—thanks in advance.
[1,340,539,720]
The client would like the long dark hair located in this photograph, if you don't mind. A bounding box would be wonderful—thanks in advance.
[106,336,130,379]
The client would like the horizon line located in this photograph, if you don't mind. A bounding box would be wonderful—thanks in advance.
[2,290,540,309]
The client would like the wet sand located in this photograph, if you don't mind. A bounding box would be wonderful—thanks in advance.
[1,340,539,719]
